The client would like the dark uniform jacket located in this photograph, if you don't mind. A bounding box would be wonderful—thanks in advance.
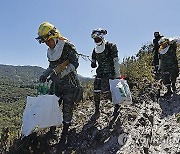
[159,42,179,78]
[43,41,79,95]
[153,35,163,67]
[91,41,118,79]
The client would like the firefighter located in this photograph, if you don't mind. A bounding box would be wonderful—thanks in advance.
[158,37,179,97]
[90,28,120,120]
[152,31,163,74]
[36,22,80,145]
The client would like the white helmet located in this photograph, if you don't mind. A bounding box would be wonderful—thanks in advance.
[158,37,169,45]
[91,28,107,39]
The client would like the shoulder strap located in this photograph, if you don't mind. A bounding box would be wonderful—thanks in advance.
[106,42,113,57]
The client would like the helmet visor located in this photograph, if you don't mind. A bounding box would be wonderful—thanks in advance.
[91,31,103,39]
[36,27,57,43]
[35,34,50,43]
[158,37,169,45]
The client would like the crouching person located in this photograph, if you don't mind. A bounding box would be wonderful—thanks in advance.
[36,22,80,145]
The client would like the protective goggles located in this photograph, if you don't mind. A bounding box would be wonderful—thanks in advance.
[35,34,50,43]
[159,38,169,45]
[91,31,103,39]
[36,27,56,44]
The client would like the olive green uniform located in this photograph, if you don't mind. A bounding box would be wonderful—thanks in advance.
[159,42,179,89]
[91,41,119,109]
[43,41,79,123]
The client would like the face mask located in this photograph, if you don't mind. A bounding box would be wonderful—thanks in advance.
[94,40,106,53]
[47,39,65,61]
[95,41,103,46]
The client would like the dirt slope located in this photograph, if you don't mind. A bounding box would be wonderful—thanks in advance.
[9,77,180,154]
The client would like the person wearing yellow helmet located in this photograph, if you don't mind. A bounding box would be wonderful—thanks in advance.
[36,22,81,146]
[158,36,179,97]
[36,22,67,44]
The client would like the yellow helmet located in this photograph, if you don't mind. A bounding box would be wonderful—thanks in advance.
[36,22,66,43]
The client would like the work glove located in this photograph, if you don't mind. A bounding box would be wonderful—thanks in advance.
[39,67,55,82]
[91,62,97,68]
[39,75,47,83]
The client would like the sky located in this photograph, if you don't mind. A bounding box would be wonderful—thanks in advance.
[0,0,180,77]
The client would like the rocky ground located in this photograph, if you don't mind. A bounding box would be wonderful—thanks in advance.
[117,77,180,154]
[9,77,180,154]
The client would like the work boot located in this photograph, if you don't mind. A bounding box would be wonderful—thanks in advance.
[58,122,70,147]
[91,93,101,121]
[172,83,176,92]
[113,104,120,117]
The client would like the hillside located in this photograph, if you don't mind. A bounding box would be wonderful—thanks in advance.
[0,64,91,85]
[0,45,180,154]
[2,76,179,154]
[0,64,44,85]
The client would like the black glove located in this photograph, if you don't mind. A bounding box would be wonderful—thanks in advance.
[48,72,56,81]
[39,75,47,83]
[91,62,97,68]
